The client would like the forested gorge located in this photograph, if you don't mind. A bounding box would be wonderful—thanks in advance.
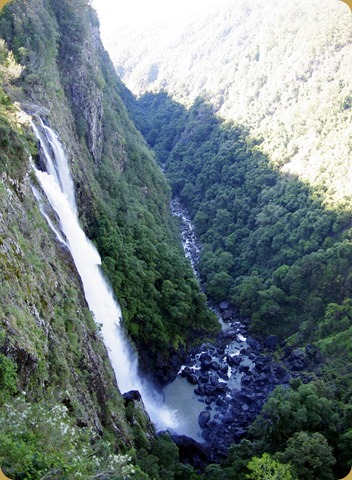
[133,94,352,334]
[130,90,352,478]
[0,0,351,478]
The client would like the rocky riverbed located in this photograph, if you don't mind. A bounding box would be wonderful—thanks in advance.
[169,304,321,461]
[171,197,201,280]
[165,199,322,460]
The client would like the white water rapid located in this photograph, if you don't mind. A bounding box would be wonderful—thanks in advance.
[31,118,176,429]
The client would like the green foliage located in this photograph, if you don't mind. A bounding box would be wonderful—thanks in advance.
[133,93,352,353]
[89,195,218,362]
[135,433,199,480]
[0,0,59,94]
[151,433,179,480]
[224,439,260,478]
[0,354,18,403]
[0,41,33,179]
[82,66,219,364]
[0,396,137,480]
[246,453,296,480]
[109,0,352,217]
[249,381,341,449]
[1,1,350,479]
[203,464,226,480]
[129,91,187,163]
[337,429,352,475]
[175,463,200,480]
[277,432,335,480]
[1,0,218,372]
[316,299,352,391]
[0,93,133,456]
[131,89,352,480]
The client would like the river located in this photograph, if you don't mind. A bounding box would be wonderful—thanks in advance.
[162,199,255,443]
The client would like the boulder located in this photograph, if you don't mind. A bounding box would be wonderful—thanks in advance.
[199,373,209,383]
[171,434,213,470]
[216,396,226,406]
[216,383,228,394]
[123,390,142,402]
[210,360,221,371]
[247,336,262,351]
[221,310,233,321]
[194,385,205,396]
[240,348,249,355]
[287,348,306,371]
[199,352,212,362]
[200,360,212,372]
[180,366,191,377]
[238,392,255,404]
[187,373,199,384]
[219,301,229,311]
[264,335,280,349]
[210,374,219,386]
[221,328,238,339]
[198,410,211,428]
[205,384,216,395]
[227,354,241,366]
[241,374,252,386]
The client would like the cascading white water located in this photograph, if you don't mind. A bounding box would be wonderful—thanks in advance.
[31,118,176,429]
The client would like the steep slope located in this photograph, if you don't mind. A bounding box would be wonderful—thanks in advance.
[0,40,142,478]
[0,0,217,381]
[113,0,352,379]
[105,0,352,209]
[1,0,351,478]
[0,1,218,478]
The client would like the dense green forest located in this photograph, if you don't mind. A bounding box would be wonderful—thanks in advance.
[129,89,352,478]
[115,10,352,478]
[108,0,352,210]
[132,92,352,380]
[0,0,351,479]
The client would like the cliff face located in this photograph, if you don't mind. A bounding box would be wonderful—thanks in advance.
[0,0,185,477]
[50,0,104,165]
[1,163,129,437]
[0,35,137,455]
[0,0,217,377]
[0,0,218,475]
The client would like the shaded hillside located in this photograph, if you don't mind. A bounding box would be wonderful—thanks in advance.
[121,0,352,395]
[106,0,352,209]
[130,89,352,480]
[133,92,352,384]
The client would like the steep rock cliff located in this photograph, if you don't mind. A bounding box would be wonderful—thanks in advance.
[0,1,210,477]
[0,0,217,379]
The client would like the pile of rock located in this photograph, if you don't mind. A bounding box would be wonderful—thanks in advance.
[177,302,294,455]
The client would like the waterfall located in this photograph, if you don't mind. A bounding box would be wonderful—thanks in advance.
[31,118,175,429]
